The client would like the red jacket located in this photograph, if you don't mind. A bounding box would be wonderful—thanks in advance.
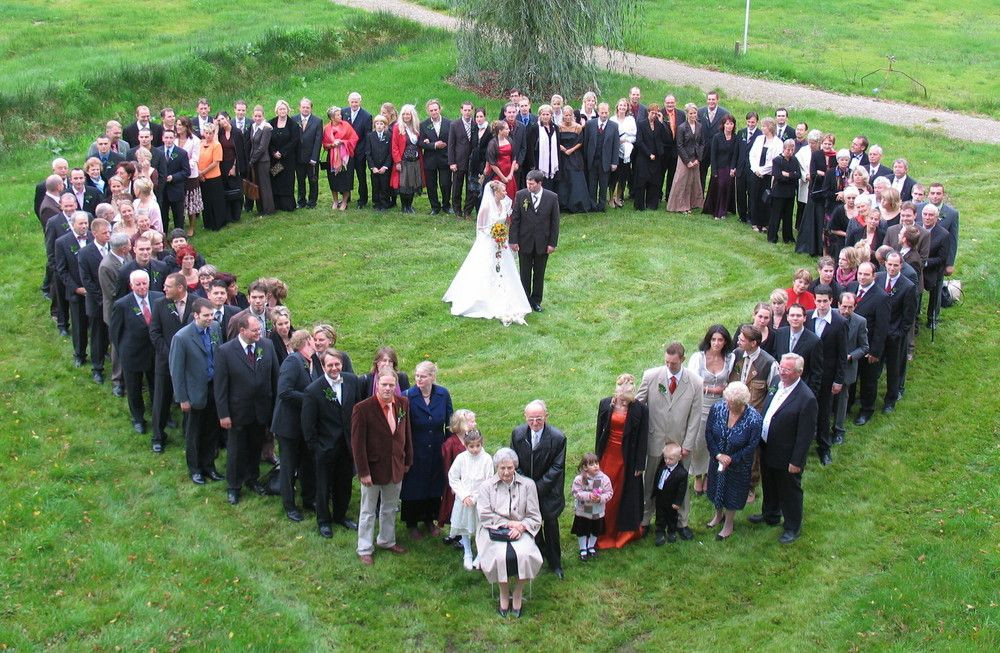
[351,394,413,485]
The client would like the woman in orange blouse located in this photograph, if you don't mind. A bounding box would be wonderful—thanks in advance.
[198,122,226,231]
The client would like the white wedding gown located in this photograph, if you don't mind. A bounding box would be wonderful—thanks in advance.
[443,194,532,325]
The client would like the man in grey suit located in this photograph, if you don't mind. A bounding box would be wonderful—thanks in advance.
[295,98,323,209]
[99,232,132,397]
[583,103,620,212]
[509,170,560,312]
[832,292,868,444]
[169,298,223,485]
[248,107,274,215]
[214,313,279,505]
[447,101,476,218]
[635,342,704,539]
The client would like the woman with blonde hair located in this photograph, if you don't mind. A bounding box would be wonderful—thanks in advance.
[390,104,423,214]
[268,99,301,212]
[132,177,163,233]
[594,373,648,549]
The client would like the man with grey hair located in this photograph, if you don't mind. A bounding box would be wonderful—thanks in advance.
[55,212,93,367]
[100,231,133,396]
[345,91,372,209]
[45,193,79,336]
[35,159,69,223]
[110,269,164,433]
[890,158,916,201]
[79,215,113,383]
[583,102,619,212]
[295,97,323,209]
[750,353,817,544]
[510,399,566,578]
[864,144,891,183]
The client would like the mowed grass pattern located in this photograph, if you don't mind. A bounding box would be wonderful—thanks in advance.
[1,19,999,652]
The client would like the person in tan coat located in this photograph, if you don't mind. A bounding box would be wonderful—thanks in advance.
[351,370,413,565]
[635,341,703,539]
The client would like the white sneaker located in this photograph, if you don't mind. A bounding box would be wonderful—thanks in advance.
[463,554,474,571]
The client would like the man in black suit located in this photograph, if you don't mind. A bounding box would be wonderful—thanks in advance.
[123,105,164,148]
[890,158,917,202]
[54,212,93,367]
[271,330,317,522]
[68,169,101,217]
[750,353,817,544]
[227,279,270,340]
[148,273,193,453]
[863,145,892,183]
[192,98,213,138]
[169,298,223,485]
[156,129,191,231]
[447,101,475,218]
[848,135,869,171]
[345,92,373,209]
[78,215,112,383]
[875,252,917,413]
[735,112,762,223]
[93,136,126,182]
[34,158,69,223]
[628,86,648,124]
[418,99,452,215]
[510,399,567,578]
[773,108,794,142]
[294,98,323,209]
[583,103,620,212]
[697,91,730,191]
[44,194,79,336]
[773,303,824,396]
[805,286,847,465]
[509,170,560,312]
[921,204,950,329]
[214,313,279,505]
[515,96,537,128]
[660,95,679,198]
[116,236,168,299]
[110,269,163,434]
[918,182,959,276]
[847,263,890,425]
[206,280,240,341]
[302,349,361,537]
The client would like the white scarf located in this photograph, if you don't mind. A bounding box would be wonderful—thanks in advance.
[537,124,559,179]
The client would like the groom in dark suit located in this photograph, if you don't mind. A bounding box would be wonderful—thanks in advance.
[509,170,560,312]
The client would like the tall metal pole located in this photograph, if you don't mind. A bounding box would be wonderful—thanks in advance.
[743,0,750,55]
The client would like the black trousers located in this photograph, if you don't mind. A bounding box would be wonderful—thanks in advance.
[699,154,712,195]
[314,441,355,525]
[749,174,771,229]
[654,494,680,533]
[883,334,904,405]
[370,171,391,209]
[857,356,885,416]
[517,250,548,307]
[277,434,316,513]
[534,516,562,571]
[815,383,834,455]
[50,273,68,328]
[151,368,174,446]
[661,151,677,203]
[226,422,266,491]
[123,368,154,424]
[926,278,943,326]
[587,166,610,211]
[735,170,754,221]
[425,164,452,211]
[295,162,319,207]
[68,297,89,360]
[761,464,804,533]
[354,156,369,206]
[89,312,108,374]
[185,392,219,475]
[768,195,796,243]
[163,196,186,231]
[451,169,469,215]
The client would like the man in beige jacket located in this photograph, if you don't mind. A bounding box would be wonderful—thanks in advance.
[636,341,703,539]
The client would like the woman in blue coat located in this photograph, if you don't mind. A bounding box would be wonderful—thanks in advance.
[401,361,454,539]
[705,381,762,541]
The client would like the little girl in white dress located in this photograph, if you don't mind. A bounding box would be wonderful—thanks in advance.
[447,429,495,570]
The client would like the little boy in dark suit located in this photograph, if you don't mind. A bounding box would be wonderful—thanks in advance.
[652,443,688,546]
[366,115,392,211]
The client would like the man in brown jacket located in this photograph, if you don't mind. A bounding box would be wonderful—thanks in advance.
[351,370,413,565]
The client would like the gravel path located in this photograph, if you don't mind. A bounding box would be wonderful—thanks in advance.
[334,0,1000,145]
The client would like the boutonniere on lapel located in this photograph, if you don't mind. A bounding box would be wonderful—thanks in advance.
[151,269,161,284]
[167,301,178,317]
[323,387,338,403]
[396,407,406,422]
[521,197,530,212]
[132,305,142,317]
[69,242,80,255]
[254,344,263,363]
[210,330,220,346]
[658,382,668,396]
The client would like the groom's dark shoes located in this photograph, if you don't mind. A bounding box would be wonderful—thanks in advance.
[532,303,543,312]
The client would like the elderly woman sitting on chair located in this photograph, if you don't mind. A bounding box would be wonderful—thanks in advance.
[476,447,543,619]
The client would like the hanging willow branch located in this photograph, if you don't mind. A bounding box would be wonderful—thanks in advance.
[455,0,636,99]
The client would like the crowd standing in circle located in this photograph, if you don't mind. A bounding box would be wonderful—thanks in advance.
[32,86,962,619]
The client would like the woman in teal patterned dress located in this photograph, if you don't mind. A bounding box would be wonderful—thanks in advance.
[705,382,762,540]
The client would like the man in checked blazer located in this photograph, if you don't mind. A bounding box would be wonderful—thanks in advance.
[635,341,704,539]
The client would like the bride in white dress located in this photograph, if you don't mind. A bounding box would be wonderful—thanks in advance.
[443,180,532,325]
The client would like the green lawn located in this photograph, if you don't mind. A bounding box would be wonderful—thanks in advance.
[408,0,1000,118]
[2,11,999,652]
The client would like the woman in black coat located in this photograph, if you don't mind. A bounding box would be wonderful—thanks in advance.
[632,103,668,210]
[768,139,801,244]
[594,373,648,549]
[466,107,492,212]
[268,100,301,212]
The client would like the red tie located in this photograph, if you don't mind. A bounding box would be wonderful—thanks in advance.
[246,344,255,366]
[140,299,151,325]
[885,279,892,293]
[857,288,865,301]
[669,376,677,395]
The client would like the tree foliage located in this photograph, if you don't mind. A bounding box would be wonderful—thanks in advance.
[455,0,635,100]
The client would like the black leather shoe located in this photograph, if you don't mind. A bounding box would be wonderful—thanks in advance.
[666,531,678,543]
[73,357,84,368]
[336,518,359,531]
[92,372,105,384]
[251,482,267,496]
[854,414,871,426]
[832,431,845,445]
[532,303,543,312]
[133,421,146,434]
[444,207,455,215]
[191,473,206,485]
[430,208,441,215]
[654,532,666,547]
[59,328,70,338]
[286,509,304,523]
[207,470,224,482]
[511,607,522,619]
[152,443,164,454]
[112,385,125,397]
[356,201,366,210]
[748,514,780,526]
[227,490,240,505]
[820,451,833,466]
[552,567,564,579]
[318,524,333,538]
[778,530,799,544]
[881,403,895,414]
[679,526,694,540]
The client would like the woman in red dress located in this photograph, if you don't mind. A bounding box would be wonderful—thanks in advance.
[595,374,649,549]
[485,120,518,199]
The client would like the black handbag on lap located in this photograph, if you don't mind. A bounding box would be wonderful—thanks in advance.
[487,527,511,542]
